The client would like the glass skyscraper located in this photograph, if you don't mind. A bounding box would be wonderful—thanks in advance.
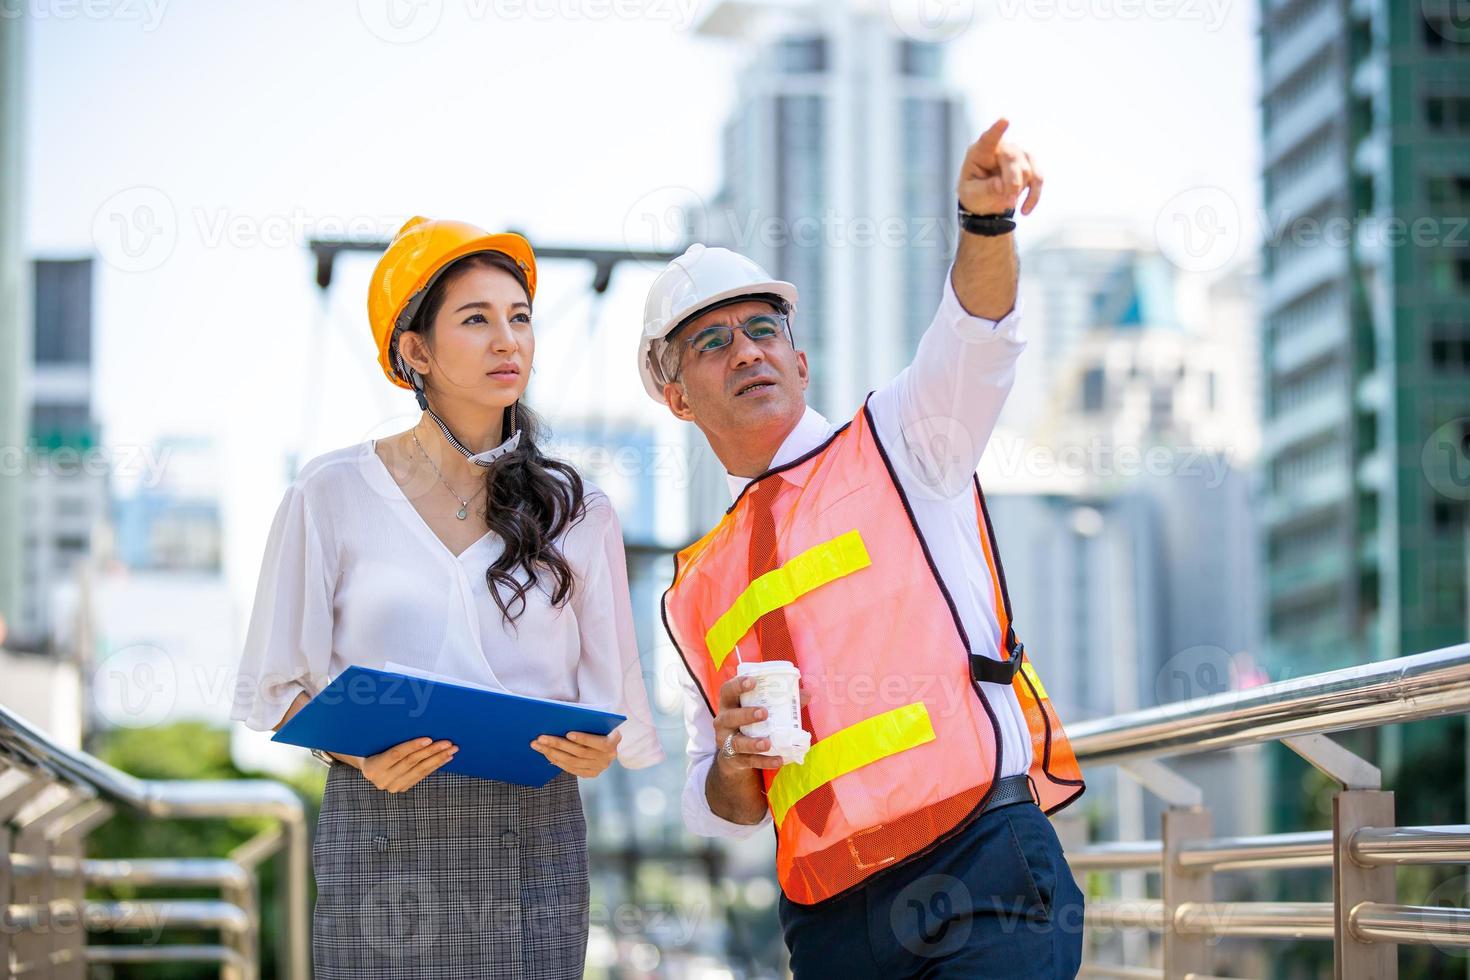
[1259,0,1470,838]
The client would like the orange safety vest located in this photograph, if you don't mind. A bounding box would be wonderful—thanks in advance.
[663,397,1085,906]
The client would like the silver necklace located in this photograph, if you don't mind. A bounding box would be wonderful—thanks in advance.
[412,429,483,520]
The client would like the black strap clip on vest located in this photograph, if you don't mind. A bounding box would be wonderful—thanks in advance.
[970,640,1025,686]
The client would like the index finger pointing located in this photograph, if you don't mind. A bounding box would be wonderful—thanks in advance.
[974,117,1010,155]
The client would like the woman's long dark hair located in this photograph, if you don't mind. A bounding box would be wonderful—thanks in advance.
[397,251,586,626]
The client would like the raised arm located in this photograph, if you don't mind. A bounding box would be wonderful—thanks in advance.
[870,117,1043,499]
[951,117,1040,318]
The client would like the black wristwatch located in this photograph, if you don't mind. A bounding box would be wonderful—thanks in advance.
[958,203,1016,237]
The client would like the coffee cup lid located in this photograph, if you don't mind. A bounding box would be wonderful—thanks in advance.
[736,660,800,676]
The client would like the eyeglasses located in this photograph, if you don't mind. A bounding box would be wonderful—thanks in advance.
[662,312,792,383]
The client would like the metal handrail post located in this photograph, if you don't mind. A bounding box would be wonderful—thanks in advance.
[50,800,112,980]
[1334,790,1396,979]
[1162,807,1212,977]
[281,816,310,979]
[12,786,88,976]
[1,806,10,977]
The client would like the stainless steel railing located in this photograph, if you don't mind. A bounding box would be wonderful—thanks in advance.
[7,641,1470,977]
[1067,643,1470,763]
[1062,641,1470,978]
[0,700,308,979]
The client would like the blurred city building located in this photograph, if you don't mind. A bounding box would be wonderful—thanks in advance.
[75,437,236,738]
[1,257,102,749]
[0,6,26,651]
[0,10,84,754]
[988,231,1263,722]
[19,258,107,649]
[686,0,967,530]
[984,234,1264,973]
[111,435,223,573]
[1259,0,1470,829]
[1013,225,1262,461]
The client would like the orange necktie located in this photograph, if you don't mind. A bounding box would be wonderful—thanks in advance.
[747,476,835,834]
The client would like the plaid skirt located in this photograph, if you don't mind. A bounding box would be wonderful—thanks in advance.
[311,764,590,979]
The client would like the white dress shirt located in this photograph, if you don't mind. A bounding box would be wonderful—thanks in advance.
[230,439,665,770]
[680,271,1031,837]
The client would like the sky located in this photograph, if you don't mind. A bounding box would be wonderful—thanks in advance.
[20,0,1262,611]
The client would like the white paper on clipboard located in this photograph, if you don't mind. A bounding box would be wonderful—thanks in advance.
[383,661,614,713]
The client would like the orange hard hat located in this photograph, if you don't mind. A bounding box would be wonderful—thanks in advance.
[367,215,538,391]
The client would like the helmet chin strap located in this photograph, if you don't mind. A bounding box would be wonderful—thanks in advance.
[407,365,521,468]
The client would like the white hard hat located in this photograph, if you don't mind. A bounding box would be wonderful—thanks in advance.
[638,244,799,403]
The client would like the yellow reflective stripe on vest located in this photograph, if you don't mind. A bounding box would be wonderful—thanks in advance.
[768,701,936,827]
[1020,660,1048,700]
[705,529,872,669]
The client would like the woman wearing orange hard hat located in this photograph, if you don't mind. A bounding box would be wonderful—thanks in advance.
[231,216,665,977]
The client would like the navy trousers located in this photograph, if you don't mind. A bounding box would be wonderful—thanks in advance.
[779,800,1085,979]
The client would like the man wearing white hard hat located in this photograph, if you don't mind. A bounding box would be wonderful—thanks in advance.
[646,119,1087,977]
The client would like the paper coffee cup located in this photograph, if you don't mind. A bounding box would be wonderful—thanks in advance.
[738,661,809,764]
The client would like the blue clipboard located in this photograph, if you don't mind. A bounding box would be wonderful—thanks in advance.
[271,665,626,787]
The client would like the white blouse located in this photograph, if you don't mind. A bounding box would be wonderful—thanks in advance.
[229,439,665,770]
